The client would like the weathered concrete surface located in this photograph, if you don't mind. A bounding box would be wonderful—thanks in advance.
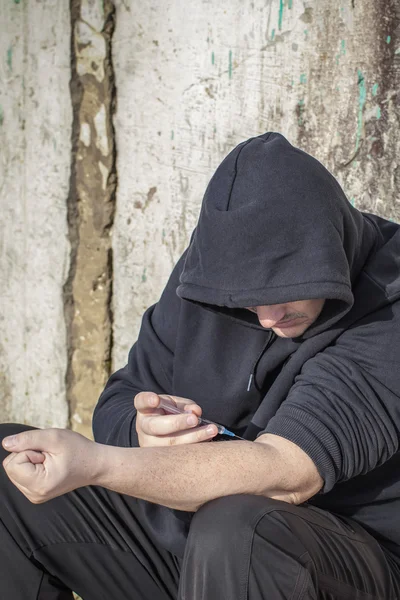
[111,0,400,369]
[0,0,399,430]
[66,0,116,438]
[0,0,71,427]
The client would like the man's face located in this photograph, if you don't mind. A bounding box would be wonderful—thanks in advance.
[246,299,325,338]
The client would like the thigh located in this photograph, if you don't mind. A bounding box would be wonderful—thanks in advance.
[253,498,400,599]
[0,424,181,600]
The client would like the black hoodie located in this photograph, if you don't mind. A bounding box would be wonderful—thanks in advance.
[93,132,400,561]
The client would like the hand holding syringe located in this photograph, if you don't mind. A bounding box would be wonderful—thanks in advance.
[158,397,245,440]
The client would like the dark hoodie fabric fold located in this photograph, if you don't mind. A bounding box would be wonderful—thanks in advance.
[93,132,400,561]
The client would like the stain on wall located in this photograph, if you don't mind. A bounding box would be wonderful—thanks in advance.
[65,0,117,438]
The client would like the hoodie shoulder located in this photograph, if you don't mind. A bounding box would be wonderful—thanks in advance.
[362,214,400,302]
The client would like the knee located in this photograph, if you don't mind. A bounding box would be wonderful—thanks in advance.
[0,423,37,461]
[188,494,285,553]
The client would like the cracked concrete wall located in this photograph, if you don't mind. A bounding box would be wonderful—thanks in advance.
[66,0,116,438]
[1,0,399,429]
[112,0,400,369]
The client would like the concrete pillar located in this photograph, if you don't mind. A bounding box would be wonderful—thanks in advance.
[0,0,71,427]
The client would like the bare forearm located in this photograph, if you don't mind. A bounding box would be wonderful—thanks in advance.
[95,439,305,511]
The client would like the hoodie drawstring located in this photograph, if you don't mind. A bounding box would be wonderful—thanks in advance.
[247,331,276,392]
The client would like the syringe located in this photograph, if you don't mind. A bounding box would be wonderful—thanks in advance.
[158,397,245,440]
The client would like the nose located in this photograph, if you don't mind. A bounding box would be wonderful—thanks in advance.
[256,305,287,328]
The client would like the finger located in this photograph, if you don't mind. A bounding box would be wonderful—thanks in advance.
[141,424,218,447]
[134,392,161,412]
[2,428,55,453]
[159,395,202,417]
[141,412,202,437]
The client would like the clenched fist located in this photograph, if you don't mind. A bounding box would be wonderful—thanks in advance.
[2,428,103,503]
[135,392,218,447]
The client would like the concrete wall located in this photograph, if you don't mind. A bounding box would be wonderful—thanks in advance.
[1,0,399,432]
[0,0,71,428]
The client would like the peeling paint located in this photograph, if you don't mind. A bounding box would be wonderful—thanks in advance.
[80,122,91,146]
[386,35,391,44]
[376,106,381,119]
[372,83,379,96]
[228,49,233,79]
[211,51,214,64]
[288,0,293,8]
[93,104,109,156]
[0,105,3,127]
[300,73,307,84]
[99,161,109,190]
[278,0,284,31]
[6,46,12,70]
[171,130,174,140]
[355,69,366,152]
[271,28,275,41]
[141,267,147,283]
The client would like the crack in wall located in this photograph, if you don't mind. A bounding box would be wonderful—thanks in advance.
[64,0,117,437]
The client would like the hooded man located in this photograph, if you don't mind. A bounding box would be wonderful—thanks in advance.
[1,132,400,599]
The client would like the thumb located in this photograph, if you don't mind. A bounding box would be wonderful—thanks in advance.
[2,429,55,453]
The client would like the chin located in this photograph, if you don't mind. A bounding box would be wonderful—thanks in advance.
[273,325,308,338]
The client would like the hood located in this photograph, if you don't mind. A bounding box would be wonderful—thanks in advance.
[177,132,377,337]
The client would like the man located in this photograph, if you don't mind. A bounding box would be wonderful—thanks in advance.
[1,132,400,599]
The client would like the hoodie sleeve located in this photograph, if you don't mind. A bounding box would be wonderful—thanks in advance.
[92,254,184,447]
[262,301,400,493]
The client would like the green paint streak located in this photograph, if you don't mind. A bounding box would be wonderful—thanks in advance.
[355,69,366,152]
[211,51,214,65]
[6,46,12,70]
[304,29,308,39]
[372,83,379,96]
[141,268,147,283]
[0,106,3,127]
[298,98,305,106]
[300,73,307,84]
[341,39,346,55]
[335,54,340,66]
[278,0,284,31]
[162,229,166,239]
[395,48,400,55]
[386,35,391,44]
[14,0,21,3]
[171,130,174,140]
[336,85,340,91]
[288,0,293,8]
[271,28,275,41]
[228,49,233,79]
[376,106,381,119]
[350,198,355,206]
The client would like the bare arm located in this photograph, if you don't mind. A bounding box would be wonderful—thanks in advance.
[2,427,323,510]
[95,433,323,511]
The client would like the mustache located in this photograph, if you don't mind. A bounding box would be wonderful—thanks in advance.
[278,314,307,322]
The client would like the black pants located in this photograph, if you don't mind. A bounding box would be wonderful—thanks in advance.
[1,424,400,599]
